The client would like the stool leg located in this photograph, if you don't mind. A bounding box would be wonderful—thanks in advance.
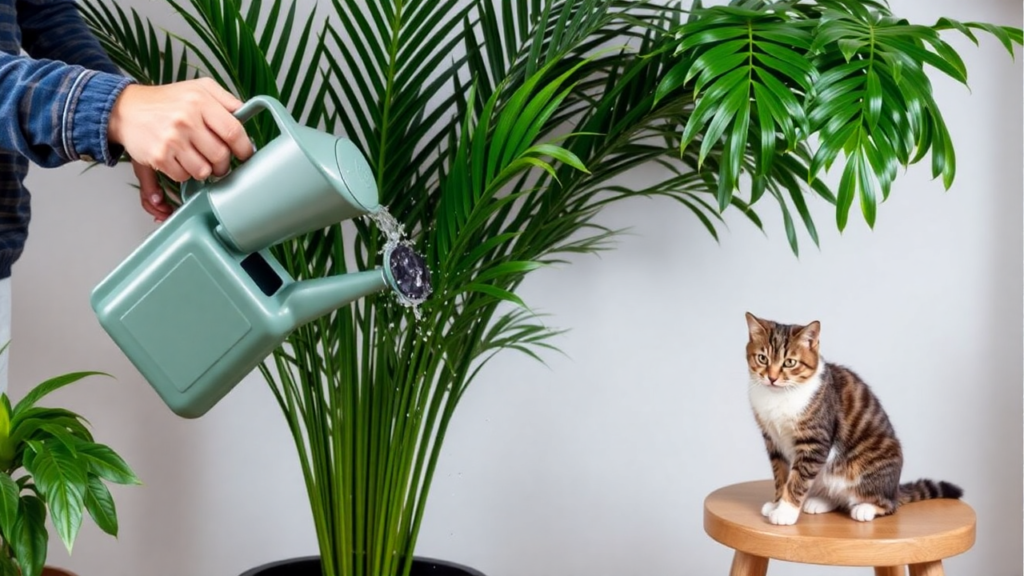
[730,551,769,576]
[875,567,907,576]
[908,561,944,576]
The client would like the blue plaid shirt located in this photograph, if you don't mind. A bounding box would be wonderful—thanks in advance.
[0,0,132,278]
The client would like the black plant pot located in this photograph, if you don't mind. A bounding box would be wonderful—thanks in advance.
[240,556,486,576]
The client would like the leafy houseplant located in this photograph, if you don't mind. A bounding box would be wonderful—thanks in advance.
[0,370,140,576]
[81,1,1019,575]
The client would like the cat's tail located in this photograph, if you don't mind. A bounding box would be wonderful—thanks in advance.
[897,479,964,505]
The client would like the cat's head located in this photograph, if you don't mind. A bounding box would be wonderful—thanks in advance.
[745,312,821,389]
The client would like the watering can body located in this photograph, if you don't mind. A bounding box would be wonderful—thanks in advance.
[91,96,386,418]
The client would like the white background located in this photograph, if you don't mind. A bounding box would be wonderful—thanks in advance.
[11,0,1022,574]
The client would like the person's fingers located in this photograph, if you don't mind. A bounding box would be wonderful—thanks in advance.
[198,77,243,111]
[174,145,214,182]
[155,156,190,183]
[132,161,174,221]
[132,160,160,196]
[140,198,169,221]
[203,106,252,162]
[189,127,233,177]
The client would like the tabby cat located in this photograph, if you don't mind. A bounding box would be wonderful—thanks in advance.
[744,312,962,525]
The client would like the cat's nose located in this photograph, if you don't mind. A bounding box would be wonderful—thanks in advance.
[767,375,778,384]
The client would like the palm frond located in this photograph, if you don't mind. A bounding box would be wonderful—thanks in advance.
[79,1,194,85]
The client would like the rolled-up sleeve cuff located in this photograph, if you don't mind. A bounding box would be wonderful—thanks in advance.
[65,71,135,166]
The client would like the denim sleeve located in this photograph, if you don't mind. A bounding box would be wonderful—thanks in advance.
[0,52,131,167]
[16,0,121,75]
[9,0,133,166]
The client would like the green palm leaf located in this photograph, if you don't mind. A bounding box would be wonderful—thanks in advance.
[663,5,816,210]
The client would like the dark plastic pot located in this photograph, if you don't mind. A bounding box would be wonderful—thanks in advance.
[240,556,486,576]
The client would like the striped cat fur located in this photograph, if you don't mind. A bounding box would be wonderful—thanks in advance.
[744,313,962,526]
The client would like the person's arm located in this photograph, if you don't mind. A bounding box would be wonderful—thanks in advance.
[15,0,176,220]
[12,1,253,221]
[0,51,130,168]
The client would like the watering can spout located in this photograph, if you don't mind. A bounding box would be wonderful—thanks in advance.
[279,269,389,326]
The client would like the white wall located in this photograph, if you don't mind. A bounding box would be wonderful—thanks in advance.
[11,0,1021,574]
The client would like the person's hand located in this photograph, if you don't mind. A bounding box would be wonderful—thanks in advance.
[107,78,253,183]
[132,160,174,222]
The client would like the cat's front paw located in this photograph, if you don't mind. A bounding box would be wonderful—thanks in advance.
[803,497,837,514]
[850,503,879,522]
[767,501,800,525]
[761,501,778,517]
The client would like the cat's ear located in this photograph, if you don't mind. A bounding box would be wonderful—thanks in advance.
[745,312,768,339]
[798,321,821,349]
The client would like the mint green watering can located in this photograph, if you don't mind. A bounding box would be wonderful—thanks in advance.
[91,96,431,418]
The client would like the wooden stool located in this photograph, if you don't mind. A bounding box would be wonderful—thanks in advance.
[704,480,976,576]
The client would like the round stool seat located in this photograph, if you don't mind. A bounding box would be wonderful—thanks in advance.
[704,480,976,568]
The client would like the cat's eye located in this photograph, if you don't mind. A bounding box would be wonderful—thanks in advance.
[756,354,768,364]
[783,358,797,368]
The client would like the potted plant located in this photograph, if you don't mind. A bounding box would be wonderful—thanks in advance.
[80,1,1019,575]
[0,366,140,576]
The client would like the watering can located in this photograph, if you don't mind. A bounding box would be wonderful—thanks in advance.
[91,95,431,418]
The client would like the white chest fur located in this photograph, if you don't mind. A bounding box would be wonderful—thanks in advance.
[748,368,824,462]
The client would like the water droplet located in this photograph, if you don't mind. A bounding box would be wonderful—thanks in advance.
[366,206,432,320]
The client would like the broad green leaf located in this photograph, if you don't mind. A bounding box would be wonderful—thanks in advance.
[721,89,752,209]
[0,472,19,538]
[0,394,9,443]
[13,372,107,417]
[809,90,864,134]
[959,22,1021,56]
[811,121,858,176]
[863,132,897,199]
[750,174,768,206]
[836,148,861,231]
[698,78,748,168]
[751,81,796,148]
[10,409,92,447]
[838,38,864,61]
[680,66,748,151]
[856,149,878,227]
[882,36,967,84]
[754,67,808,134]
[84,476,118,537]
[0,552,17,576]
[864,66,882,130]
[12,495,46,576]
[753,86,777,175]
[23,442,86,553]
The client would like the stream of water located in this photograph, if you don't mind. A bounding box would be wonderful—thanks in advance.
[367,206,432,320]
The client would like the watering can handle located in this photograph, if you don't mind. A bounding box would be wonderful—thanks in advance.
[231,95,296,128]
[180,95,295,201]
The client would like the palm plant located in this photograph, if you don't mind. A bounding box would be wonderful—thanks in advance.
[80,1,1019,575]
